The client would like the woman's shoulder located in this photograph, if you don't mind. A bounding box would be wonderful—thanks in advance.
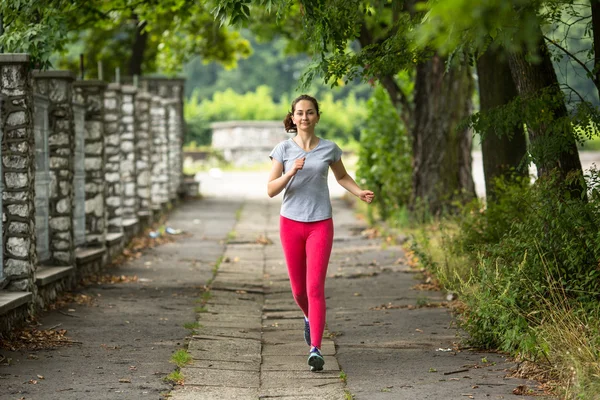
[319,138,342,150]
[273,138,292,150]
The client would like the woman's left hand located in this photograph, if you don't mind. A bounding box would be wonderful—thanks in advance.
[359,190,375,204]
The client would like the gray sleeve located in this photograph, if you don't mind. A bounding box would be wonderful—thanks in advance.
[333,143,343,162]
[269,142,284,164]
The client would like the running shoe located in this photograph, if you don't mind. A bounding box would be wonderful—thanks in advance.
[308,347,324,372]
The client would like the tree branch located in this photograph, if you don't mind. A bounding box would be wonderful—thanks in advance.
[543,34,599,93]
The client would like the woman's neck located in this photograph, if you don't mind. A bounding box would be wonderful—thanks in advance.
[294,131,319,151]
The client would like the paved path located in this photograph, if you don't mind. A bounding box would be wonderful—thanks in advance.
[1,188,553,399]
[169,196,552,399]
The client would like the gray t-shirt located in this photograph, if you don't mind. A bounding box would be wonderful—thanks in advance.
[270,138,343,222]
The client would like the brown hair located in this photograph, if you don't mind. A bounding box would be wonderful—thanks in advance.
[283,94,320,132]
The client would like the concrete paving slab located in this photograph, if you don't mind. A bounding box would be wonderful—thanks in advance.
[262,310,305,320]
[192,326,262,340]
[182,367,259,388]
[203,303,263,316]
[169,386,259,400]
[260,370,343,390]
[196,312,261,325]
[187,337,261,362]
[258,387,348,400]
[261,354,341,372]
[194,319,263,329]
[261,318,310,330]
[206,295,263,306]
[186,359,260,371]
[262,341,336,356]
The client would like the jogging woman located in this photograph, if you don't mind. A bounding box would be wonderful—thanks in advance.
[267,94,374,372]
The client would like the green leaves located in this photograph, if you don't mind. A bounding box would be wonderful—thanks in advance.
[356,84,411,221]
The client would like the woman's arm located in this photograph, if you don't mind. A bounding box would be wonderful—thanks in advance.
[331,159,374,203]
[267,157,305,198]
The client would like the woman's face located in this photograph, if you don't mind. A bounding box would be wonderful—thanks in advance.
[292,100,319,130]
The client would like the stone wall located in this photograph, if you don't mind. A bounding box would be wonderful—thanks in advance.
[211,121,290,166]
[120,85,138,222]
[73,81,107,247]
[150,95,169,209]
[104,83,123,234]
[33,94,50,264]
[1,54,36,292]
[72,100,86,247]
[134,91,152,219]
[32,71,76,267]
[0,59,186,336]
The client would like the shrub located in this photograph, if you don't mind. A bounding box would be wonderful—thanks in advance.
[183,86,367,146]
[356,85,412,221]
[449,171,600,354]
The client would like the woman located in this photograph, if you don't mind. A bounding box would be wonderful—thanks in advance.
[268,94,374,372]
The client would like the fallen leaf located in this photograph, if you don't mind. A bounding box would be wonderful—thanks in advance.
[513,385,529,395]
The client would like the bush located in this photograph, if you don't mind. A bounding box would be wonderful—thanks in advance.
[448,171,600,354]
[356,85,412,221]
[183,86,367,146]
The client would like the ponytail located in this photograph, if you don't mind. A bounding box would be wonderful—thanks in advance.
[283,111,296,132]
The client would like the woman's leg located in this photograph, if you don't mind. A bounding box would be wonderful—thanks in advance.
[279,216,309,317]
[305,218,334,349]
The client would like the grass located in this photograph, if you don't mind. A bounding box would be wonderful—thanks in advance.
[194,306,208,313]
[401,219,600,399]
[339,370,347,383]
[164,370,185,385]
[226,230,237,242]
[527,288,600,399]
[343,389,355,400]
[201,290,212,302]
[183,321,201,330]
[170,349,193,368]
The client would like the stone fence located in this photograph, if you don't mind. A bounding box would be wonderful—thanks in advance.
[211,121,291,166]
[0,54,187,336]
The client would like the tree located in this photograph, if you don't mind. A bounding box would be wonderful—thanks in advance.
[0,0,251,77]
[416,0,596,199]
[214,0,477,217]
[476,46,528,200]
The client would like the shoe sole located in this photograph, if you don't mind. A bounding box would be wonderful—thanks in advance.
[308,353,324,372]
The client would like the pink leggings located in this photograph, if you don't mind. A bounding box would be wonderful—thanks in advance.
[279,216,334,349]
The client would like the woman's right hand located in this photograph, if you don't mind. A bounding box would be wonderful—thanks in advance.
[288,157,305,177]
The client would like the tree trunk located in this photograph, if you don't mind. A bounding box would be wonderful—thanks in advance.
[410,53,475,216]
[357,23,412,127]
[507,26,584,198]
[129,18,147,77]
[591,0,600,98]
[476,46,528,200]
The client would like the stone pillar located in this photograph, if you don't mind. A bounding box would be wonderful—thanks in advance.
[32,71,76,267]
[150,95,169,209]
[72,81,107,247]
[0,54,36,290]
[166,100,178,200]
[72,100,86,247]
[32,94,50,263]
[104,83,123,234]
[143,77,186,202]
[171,80,186,197]
[134,91,153,221]
[0,94,3,270]
[120,85,138,222]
